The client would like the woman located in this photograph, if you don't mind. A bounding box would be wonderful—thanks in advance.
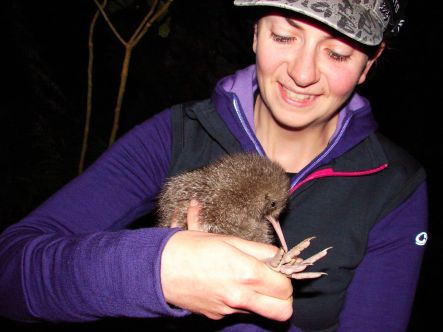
[0,0,427,331]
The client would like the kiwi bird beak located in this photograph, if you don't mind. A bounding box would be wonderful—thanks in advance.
[266,216,288,252]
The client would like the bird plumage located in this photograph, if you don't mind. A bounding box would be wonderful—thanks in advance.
[157,153,289,245]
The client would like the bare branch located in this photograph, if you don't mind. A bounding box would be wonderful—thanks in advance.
[108,0,174,145]
[79,0,109,173]
[129,0,159,44]
[108,47,133,145]
[93,0,127,46]
[84,0,174,146]
[133,0,173,46]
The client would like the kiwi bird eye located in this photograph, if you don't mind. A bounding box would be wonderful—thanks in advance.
[270,201,276,208]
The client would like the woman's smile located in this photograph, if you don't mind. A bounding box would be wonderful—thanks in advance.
[278,82,318,107]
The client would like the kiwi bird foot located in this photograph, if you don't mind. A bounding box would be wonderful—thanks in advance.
[267,237,331,279]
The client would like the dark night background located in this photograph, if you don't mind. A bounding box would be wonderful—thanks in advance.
[1,0,442,331]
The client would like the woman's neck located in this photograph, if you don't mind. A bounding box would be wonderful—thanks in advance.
[254,100,338,173]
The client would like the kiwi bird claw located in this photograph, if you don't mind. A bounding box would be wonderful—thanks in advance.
[267,237,330,279]
[291,272,328,280]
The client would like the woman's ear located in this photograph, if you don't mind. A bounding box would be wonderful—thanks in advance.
[358,42,386,85]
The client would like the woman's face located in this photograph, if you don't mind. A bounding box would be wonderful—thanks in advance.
[253,14,382,130]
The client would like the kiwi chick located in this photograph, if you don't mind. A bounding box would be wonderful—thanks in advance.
[157,153,289,247]
[157,153,329,279]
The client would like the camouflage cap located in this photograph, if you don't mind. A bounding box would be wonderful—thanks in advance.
[234,0,406,46]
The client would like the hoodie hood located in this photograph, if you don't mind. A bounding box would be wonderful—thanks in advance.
[211,64,379,168]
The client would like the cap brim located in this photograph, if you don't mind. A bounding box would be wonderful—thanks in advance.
[234,0,385,46]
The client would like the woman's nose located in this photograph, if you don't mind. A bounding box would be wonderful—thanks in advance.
[287,46,320,87]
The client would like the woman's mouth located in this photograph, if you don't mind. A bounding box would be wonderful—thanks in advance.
[279,83,317,106]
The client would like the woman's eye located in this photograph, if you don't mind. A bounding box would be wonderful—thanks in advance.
[271,33,295,44]
[327,50,351,63]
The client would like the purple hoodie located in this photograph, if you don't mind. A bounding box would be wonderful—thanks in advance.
[0,66,427,331]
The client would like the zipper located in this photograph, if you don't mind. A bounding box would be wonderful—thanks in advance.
[232,94,266,156]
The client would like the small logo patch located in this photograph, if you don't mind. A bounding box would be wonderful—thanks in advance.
[415,232,428,246]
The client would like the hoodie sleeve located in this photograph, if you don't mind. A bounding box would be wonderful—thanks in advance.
[338,182,428,331]
[0,109,189,322]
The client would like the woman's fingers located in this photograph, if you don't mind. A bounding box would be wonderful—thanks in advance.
[160,230,293,321]
[185,199,202,231]
[235,290,293,322]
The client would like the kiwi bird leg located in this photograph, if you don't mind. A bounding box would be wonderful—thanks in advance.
[266,216,288,252]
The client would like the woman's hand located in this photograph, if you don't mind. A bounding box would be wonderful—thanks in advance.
[160,202,293,321]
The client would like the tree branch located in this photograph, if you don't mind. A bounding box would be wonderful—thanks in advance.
[133,0,173,46]
[93,0,127,46]
[129,0,159,44]
[79,0,109,173]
